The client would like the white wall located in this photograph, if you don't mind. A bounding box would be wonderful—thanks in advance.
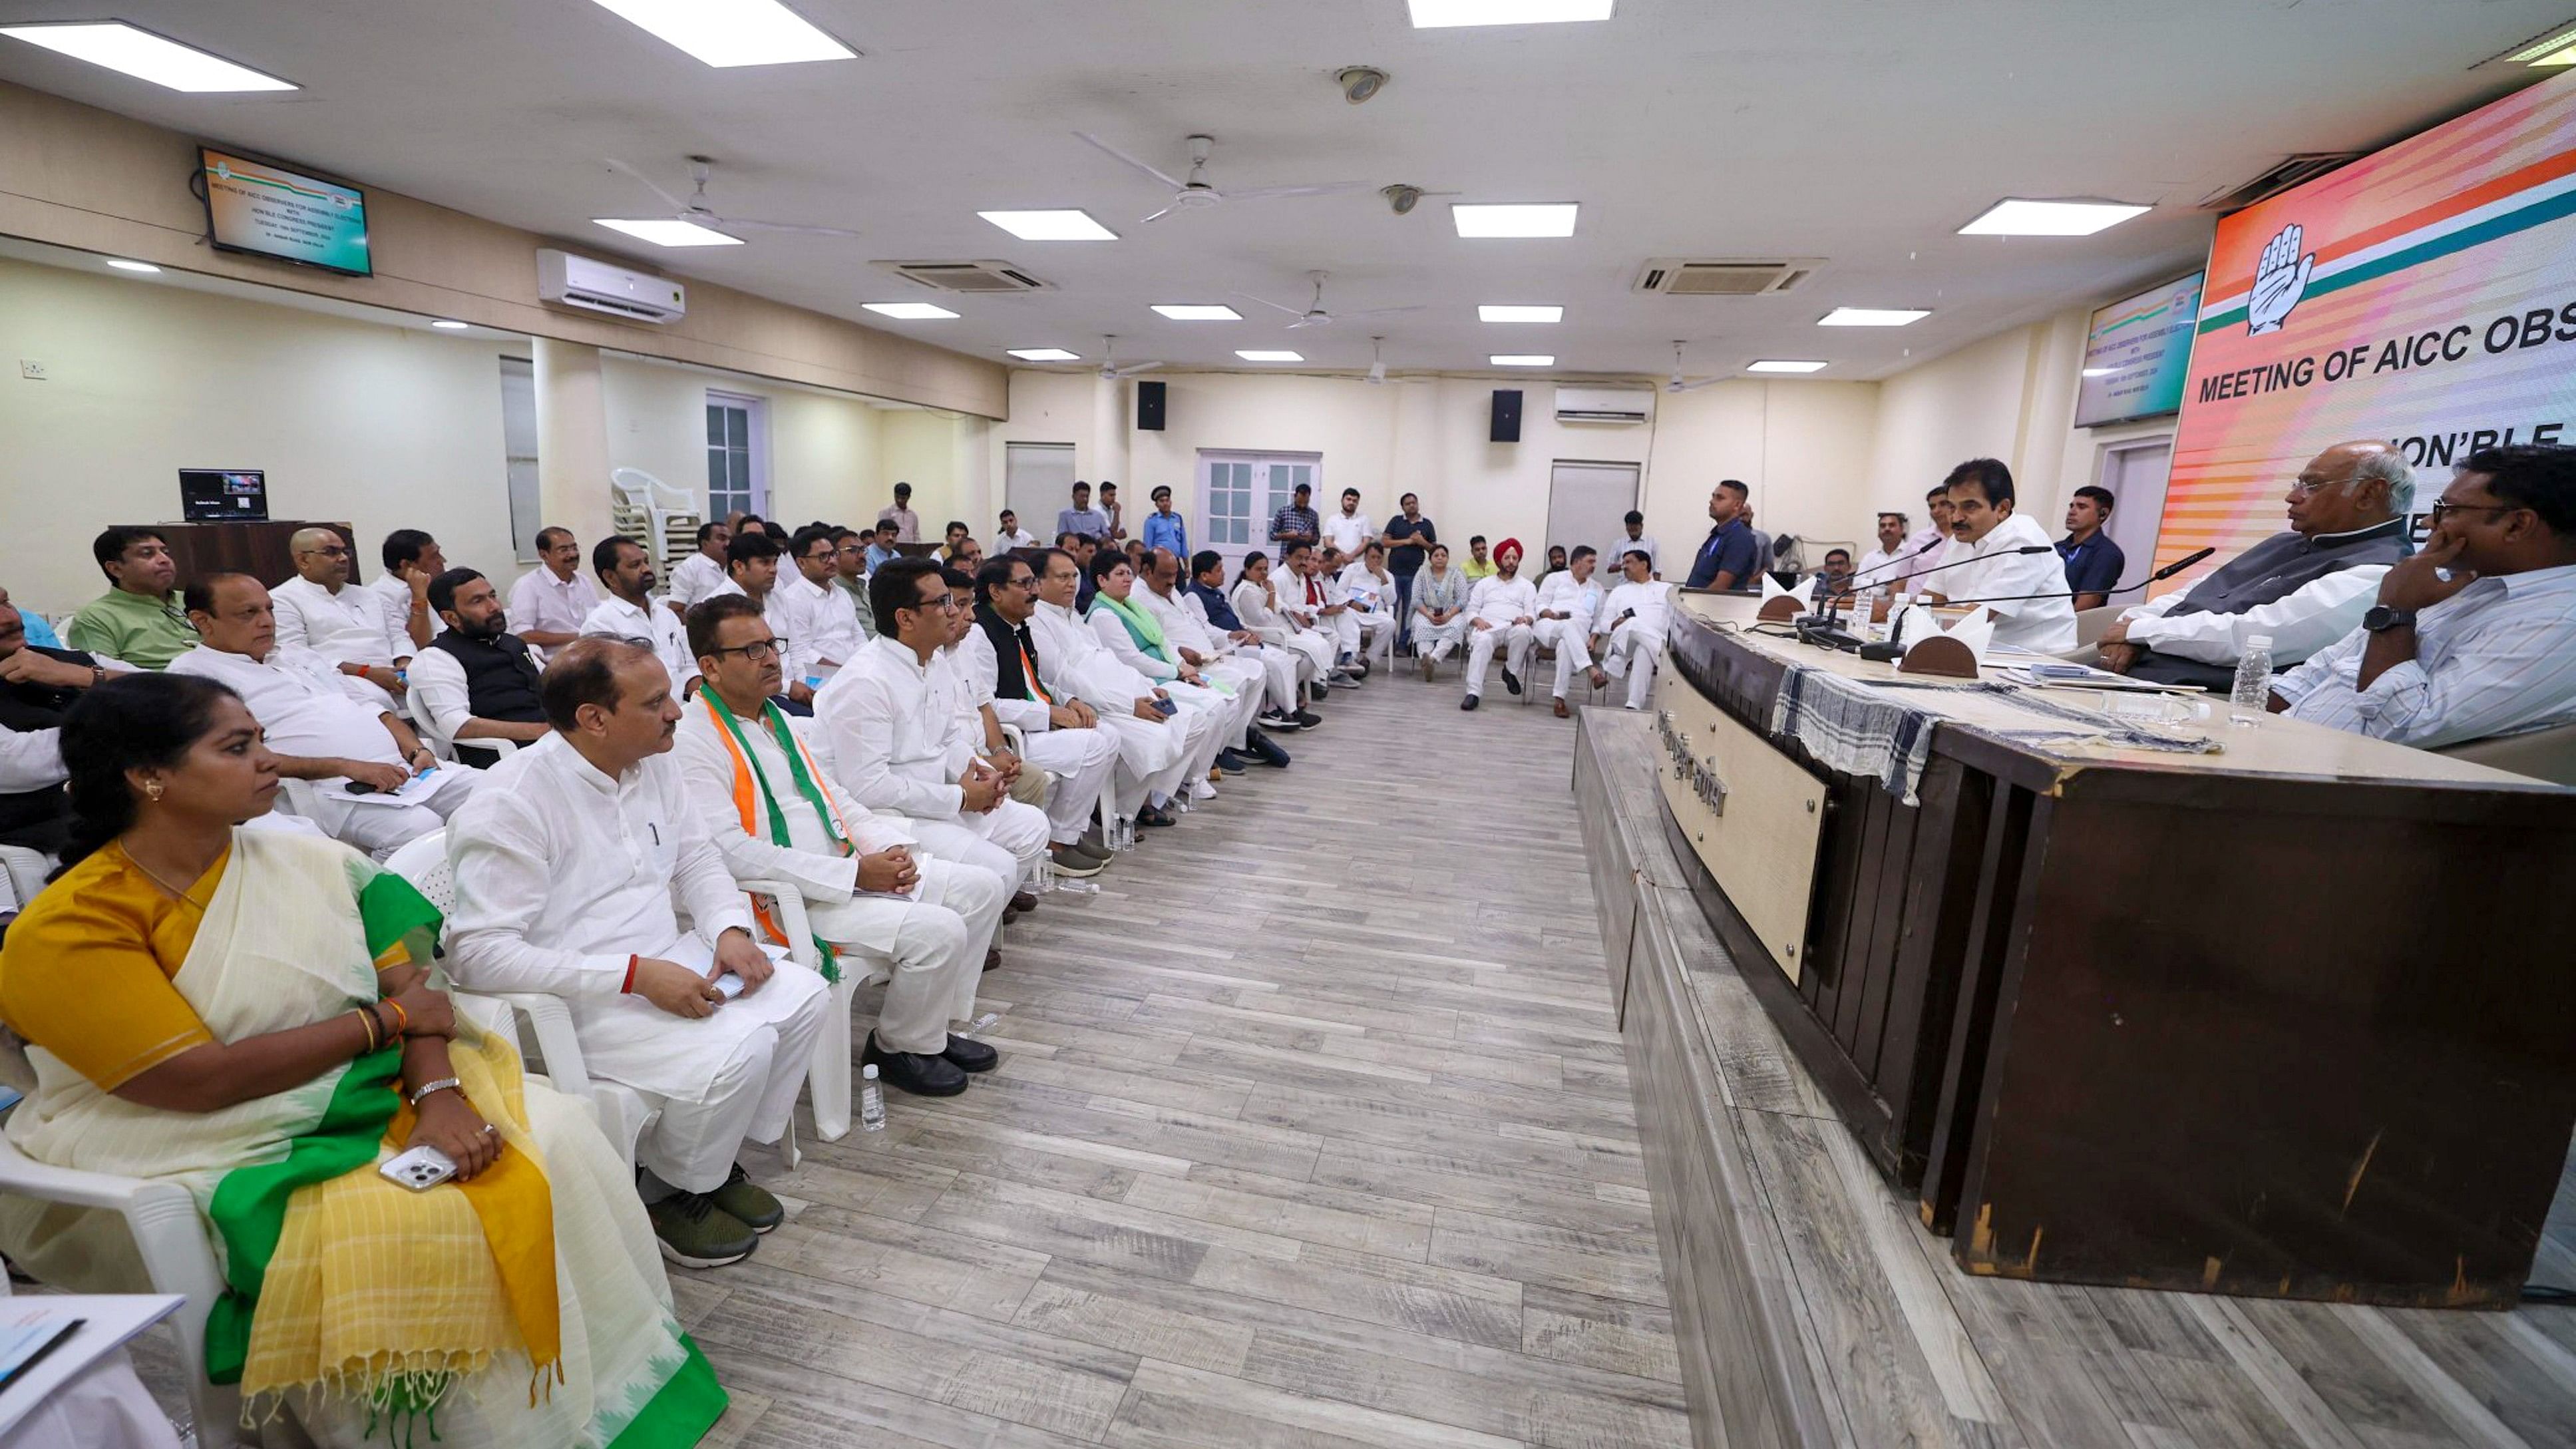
[998,367,1883,569]
[0,255,520,612]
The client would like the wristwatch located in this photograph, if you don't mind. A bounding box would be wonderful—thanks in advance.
[2362,604,2418,634]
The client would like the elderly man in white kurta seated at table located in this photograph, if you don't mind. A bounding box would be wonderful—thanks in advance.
[1592,549,1676,711]
[813,558,1051,893]
[675,594,1007,1098]
[1028,547,1211,829]
[1090,550,1262,781]
[168,573,474,853]
[445,636,827,1271]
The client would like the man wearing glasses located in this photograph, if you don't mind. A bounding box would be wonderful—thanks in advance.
[270,525,409,712]
[777,524,862,683]
[2098,440,2415,689]
[812,558,1050,901]
[2272,443,2576,748]
[962,556,1119,877]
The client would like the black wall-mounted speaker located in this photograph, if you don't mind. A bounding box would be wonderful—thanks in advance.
[1490,389,1523,443]
[1136,379,1167,431]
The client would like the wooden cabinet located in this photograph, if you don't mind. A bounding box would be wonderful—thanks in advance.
[126,520,359,590]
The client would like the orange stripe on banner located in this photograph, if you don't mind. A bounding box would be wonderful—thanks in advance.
[2304,146,2576,271]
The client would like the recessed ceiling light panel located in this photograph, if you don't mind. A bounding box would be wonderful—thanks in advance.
[1452,203,1579,238]
[0,21,295,91]
[1489,354,1556,367]
[1236,349,1304,362]
[105,258,163,274]
[1748,359,1828,373]
[1151,304,1242,321]
[584,0,854,67]
[1957,199,2149,236]
[1008,347,1081,362]
[1817,307,1929,327]
[594,217,743,247]
[1409,0,1615,28]
[431,319,470,329]
[979,210,1119,242]
[1479,305,1564,323]
[863,302,960,319]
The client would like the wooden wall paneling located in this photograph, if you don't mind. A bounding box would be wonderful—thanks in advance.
[1915,782,2038,1236]
[1873,758,1994,1189]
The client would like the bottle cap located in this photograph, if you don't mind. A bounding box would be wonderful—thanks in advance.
[2247,634,2273,649]
[862,1064,879,1080]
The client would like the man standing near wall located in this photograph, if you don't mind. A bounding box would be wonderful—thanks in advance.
[1267,483,1322,552]
[1143,486,1190,559]
[2055,486,2127,611]
[1057,482,1111,542]
[878,481,920,543]
[996,510,1039,552]
[1382,493,1436,652]
[1683,481,1760,590]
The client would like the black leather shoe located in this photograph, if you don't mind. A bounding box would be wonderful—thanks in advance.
[1501,666,1523,695]
[862,1033,968,1096]
[1010,889,1039,913]
[1137,806,1177,827]
[941,1035,999,1073]
[1461,695,1480,710]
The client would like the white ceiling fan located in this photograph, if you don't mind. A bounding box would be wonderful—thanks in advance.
[1667,340,1726,393]
[1097,336,1163,380]
[602,155,864,238]
[1073,132,1376,223]
[1234,272,1424,330]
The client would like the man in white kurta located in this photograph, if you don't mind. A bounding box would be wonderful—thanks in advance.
[776,525,863,680]
[699,534,816,709]
[1087,554,1258,775]
[170,574,474,853]
[364,528,445,656]
[270,527,405,713]
[666,521,733,616]
[1279,545,1363,674]
[1593,552,1676,710]
[444,638,827,1265]
[675,596,1006,1092]
[1185,550,1304,725]
[1027,548,1208,821]
[1231,555,1334,699]
[1925,463,2077,653]
[580,535,701,696]
[1461,543,1540,708]
[1335,546,1400,671]
[505,528,602,665]
[964,556,1120,865]
[812,561,1048,891]
[1533,546,1605,713]
[1139,548,1268,756]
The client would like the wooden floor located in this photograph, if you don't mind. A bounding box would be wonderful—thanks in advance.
[1578,708,2576,1449]
[692,668,1694,1448]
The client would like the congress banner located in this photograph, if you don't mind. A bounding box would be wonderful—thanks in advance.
[2160,70,2576,589]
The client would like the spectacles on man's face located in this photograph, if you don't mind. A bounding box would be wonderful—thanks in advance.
[2427,498,2519,525]
[709,638,788,662]
[2288,471,2352,497]
[908,592,961,614]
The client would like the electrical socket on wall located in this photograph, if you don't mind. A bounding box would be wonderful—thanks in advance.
[17,360,46,381]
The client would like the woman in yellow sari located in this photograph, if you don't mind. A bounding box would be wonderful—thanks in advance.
[0,674,727,1446]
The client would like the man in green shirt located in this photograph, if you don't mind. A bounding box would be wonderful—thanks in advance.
[67,526,196,669]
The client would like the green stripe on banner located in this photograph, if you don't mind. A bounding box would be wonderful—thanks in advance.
[604,1338,731,1449]
[202,1044,405,1384]
[2198,185,2576,335]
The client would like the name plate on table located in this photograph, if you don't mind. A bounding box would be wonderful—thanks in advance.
[1651,667,1828,982]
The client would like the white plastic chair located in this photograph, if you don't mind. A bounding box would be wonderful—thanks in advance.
[0,1135,247,1442]
[379,831,663,1169]
[408,702,518,767]
[734,877,884,1143]
[0,843,50,914]
[611,468,701,571]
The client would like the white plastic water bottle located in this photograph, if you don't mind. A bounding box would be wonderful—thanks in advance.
[859,1063,886,1132]
[2230,633,2275,726]
[1856,594,1887,646]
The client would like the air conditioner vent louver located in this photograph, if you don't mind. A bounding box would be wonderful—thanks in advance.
[1632,258,1821,297]
[2197,153,2364,214]
[876,260,1055,293]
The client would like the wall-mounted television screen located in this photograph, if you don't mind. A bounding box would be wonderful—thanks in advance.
[2074,272,2203,427]
[198,146,372,278]
[180,469,268,522]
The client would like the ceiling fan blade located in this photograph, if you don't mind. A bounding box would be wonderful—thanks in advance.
[604,157,692,214]
[1672,377,1726,393]
[1222,182,1378,201]
[1072,131,1188,192]
[1342,304,1427,320]
[1113,361,1165,377]
[1285,316,1325,329]
[1138,205,1176,224]
[1229,290,1307,318]
[719,217,864,238]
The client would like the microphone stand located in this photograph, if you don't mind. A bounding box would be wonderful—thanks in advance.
[1794,545,2054,652]
[1933,546,2216,610]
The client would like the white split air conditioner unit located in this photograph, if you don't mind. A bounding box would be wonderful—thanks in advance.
[536,249,688,324]
[1555,385,1654,425]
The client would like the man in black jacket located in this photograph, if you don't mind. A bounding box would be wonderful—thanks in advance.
[409,568,550,766]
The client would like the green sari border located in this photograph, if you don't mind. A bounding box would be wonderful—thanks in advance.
[604,1337,730,1449]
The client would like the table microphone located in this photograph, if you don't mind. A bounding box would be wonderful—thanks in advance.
[1797,545,2054,648]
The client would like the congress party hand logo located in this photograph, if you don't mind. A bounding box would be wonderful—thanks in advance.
[2246,223,2314,335]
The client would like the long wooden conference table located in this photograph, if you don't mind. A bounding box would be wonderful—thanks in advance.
[1645,591,2576,1306]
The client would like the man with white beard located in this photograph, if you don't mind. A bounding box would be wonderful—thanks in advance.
[1592,548,1676,710]
[1533,544,1606,718]
[1027,547,1214,830]
[1459,538,1539,711]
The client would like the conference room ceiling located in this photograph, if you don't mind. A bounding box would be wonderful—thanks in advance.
[3,1,2568,383]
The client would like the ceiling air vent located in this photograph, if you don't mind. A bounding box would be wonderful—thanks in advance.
[1632,258,1819,297]
[2197,154,2364,214]
[875,260,1055,293]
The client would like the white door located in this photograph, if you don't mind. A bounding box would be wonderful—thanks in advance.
[1198,451,1322,573]
[1545,459,1642,569]
[2096,437,2173,583]
[1004,441,1077,544]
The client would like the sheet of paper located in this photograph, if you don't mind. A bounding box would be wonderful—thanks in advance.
[0,1294,184,1434]
[1758,570,1797,603]
[322,765,450,807]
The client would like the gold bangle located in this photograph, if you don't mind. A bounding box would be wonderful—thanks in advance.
[353,1006,379,1052]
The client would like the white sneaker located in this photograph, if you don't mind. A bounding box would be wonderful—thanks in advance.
[1189,779,1218,801]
